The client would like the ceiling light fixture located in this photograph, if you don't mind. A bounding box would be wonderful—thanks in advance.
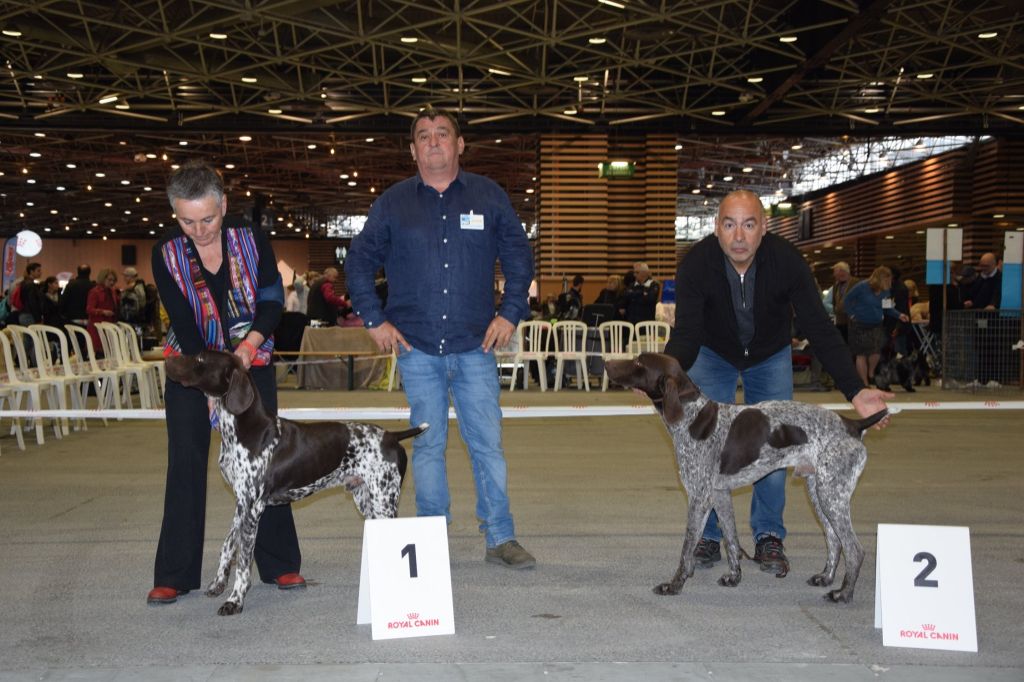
[411,76,427,83]
[563,106,577,115]
[115,102,130,109]
[779,35,798,43]
[365,137,374,142]
[723,175,733,182]
[488,67,512,76]
[239,135,252,142]
[791,143,803,150]
[98,94,118,104]
[597,0,625,8]
[209,32,227,39]
[589,37,607,44]
[67,72,84,79]
[241,76,258,83]
[2,29,22,37]
[268,108,282,114]
[978,31,998,39]
[742,166,753,173]
[711,110,726,116]
[747,76,763,84]
[573,75,589,82]
[916,72,934,79]
[400,36,419,43]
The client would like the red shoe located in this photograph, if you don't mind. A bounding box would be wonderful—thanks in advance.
[274,572,306,590]
[146,586,188,605]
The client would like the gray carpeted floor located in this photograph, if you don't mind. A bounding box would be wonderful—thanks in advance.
[0,381,1020,681]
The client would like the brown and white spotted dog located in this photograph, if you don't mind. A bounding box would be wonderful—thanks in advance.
[605,353,886,603]
[164,349,426,616]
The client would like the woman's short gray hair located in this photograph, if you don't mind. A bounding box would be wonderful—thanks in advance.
[166,161,224,208]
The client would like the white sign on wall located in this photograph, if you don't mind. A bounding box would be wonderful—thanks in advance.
[875,524,978,652]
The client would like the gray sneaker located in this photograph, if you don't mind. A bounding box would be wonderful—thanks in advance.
[485,540,536,569]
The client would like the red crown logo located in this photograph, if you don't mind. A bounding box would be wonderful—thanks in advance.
[408,612,419,619]
[922,624,936,631]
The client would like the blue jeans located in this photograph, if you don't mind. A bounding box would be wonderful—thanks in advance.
[687,345,793,543]
[396,346,515,548]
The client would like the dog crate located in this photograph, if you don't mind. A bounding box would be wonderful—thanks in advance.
[942,309,1023,391]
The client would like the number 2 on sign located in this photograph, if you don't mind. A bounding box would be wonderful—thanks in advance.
[402,543,419,578]
[913,551,938,588]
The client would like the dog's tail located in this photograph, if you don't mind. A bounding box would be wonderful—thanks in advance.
[840,409,888,436]
[390,422,430,441]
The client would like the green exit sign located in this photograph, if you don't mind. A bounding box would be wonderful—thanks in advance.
[598,161,635,178]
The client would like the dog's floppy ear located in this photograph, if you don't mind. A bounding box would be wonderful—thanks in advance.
[662,377,685,424]
[223,367,256,414]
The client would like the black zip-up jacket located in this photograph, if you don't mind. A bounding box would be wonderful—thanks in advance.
[665,232,864,401]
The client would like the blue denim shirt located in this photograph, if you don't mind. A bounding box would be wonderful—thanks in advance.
[345,170,534,355]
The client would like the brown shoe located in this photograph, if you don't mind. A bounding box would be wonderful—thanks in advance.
[485,540,536,569]
[146,586,188,605]
[693,538,721,569]
[753,536,789,577]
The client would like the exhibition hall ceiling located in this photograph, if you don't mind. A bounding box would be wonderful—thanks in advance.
[1,0,1021,239]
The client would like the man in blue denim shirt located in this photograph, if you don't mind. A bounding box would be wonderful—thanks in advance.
[345,108,536,569]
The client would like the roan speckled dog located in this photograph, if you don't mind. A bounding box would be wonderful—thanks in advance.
[165,349,427,615]
[605,353,886,603]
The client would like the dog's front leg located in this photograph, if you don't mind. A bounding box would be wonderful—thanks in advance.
[207,502,244,597]
[654,495,711,596]
[218,498,265,616]
[711,489,742,587]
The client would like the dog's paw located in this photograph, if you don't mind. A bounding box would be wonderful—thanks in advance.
[217,600,243,616]
[652,582,682,596]
[718,573,741,587]
[807,573,833,587]
[206,582,226,597]
[824,589,853,604]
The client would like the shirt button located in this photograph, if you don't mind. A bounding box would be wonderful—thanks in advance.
[442,215,446,220]
[443,289,448,294]
[442,314,447,320]
[443,238,448,244]
[444,263,449,268]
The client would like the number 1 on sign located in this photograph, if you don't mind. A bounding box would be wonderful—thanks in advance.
[402,543,418,578]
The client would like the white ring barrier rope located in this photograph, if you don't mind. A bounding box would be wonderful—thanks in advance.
[2,400,1024,422]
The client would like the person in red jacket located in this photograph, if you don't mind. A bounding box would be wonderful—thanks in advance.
[86,268,120,356]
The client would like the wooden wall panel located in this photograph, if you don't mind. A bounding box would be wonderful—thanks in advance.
[538,133,677,297]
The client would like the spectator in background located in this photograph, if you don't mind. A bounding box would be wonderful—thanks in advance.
[594,274,625,307]
[14,262,44,326]
[886,266,911,355]
[843,265,909,386]
[86,268,120,355]
[907,279,929,323]
[968,252,1001,310]
[830,261,857,342]
[623,262,660,324]
[557,275,584,320]
[307,267,351,326]
[60,264,94,326]
[41,276,66,327]
[293,272,312,314]
[120,267,148,325]
[284,283,301,312]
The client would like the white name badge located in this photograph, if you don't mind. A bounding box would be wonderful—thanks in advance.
[357,516,455,640]
[874,524,978,652]
[882,297,894,309]
[460,213,485,230]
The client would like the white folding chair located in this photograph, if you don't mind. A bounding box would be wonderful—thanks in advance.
[633,320,671,354]
[552,320,590,391]
[31,324,109,430]
[96,322,158,409]
[66,324,124,417]
[118,322,165,398]
[0,380,26,454]
[598,321,635,391]
[509,320,552,392]
[0,330,55,445]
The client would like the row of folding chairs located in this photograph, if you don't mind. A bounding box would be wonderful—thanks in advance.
[0,322,164,452]
[503,320,671,392]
